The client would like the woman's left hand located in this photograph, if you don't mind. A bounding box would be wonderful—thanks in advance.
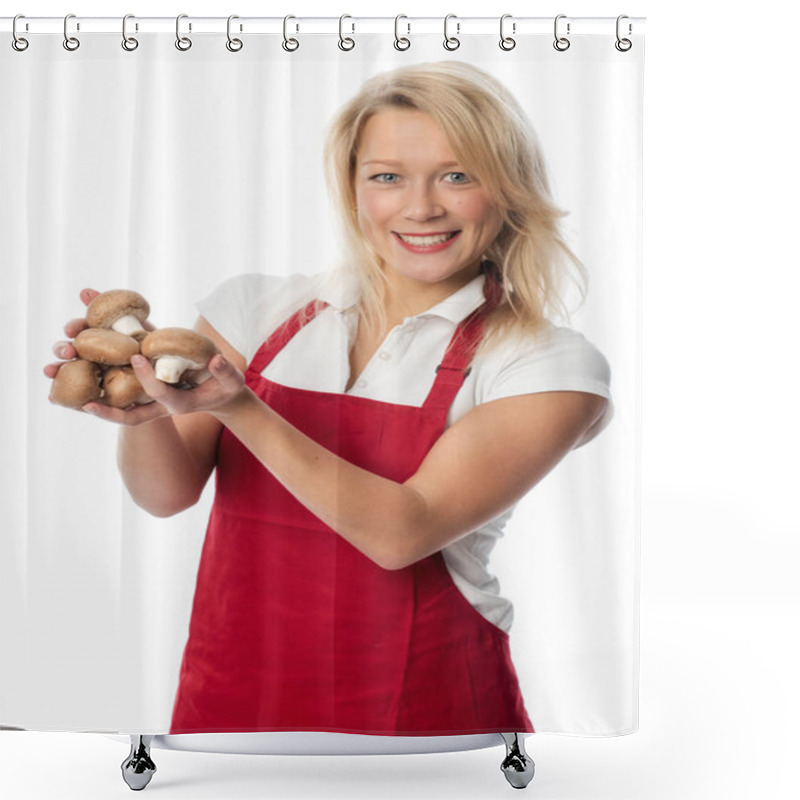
[128,353,247,418]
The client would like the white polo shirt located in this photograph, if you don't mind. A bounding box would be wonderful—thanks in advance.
[197,270,613,632]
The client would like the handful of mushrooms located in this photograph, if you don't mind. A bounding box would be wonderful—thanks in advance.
[49,289,219,410]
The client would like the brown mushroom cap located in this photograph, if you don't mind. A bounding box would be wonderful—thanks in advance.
[73,328,140,366]
[86,290,150,330]
[49,359,104,409]
[140,328,219,384]
[102,366,154,408]
[141,328,218,361]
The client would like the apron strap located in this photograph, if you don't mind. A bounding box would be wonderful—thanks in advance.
[422,272,502,413]
[247,299,328,375]
[421,309,486,412]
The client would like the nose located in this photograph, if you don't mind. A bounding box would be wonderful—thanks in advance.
[402,182,445,221]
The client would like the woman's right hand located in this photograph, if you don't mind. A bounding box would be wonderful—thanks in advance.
[44,288,168,425]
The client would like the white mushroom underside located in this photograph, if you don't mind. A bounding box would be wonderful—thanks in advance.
[153,355,210,384]
[111,314,146,337]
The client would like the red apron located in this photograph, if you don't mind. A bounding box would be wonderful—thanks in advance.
[170,279,533,736]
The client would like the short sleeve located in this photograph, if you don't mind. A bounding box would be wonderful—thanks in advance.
[475,325,614,444]
[195,273,317,366]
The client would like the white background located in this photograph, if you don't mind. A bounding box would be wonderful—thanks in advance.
[1,1,798,799]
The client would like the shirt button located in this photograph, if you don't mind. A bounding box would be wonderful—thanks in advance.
[378,351,391,360]
[356,379,367,388]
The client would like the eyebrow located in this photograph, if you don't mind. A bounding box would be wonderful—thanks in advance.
[360,160,462,168]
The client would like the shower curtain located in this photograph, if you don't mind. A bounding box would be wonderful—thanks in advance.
[1,17,643,747]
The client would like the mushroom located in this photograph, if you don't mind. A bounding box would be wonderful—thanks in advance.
[73,328,141,366]
[86,289,150,340]
[49,359,104,409]
[102,366,154,408]
[140,328,219,385]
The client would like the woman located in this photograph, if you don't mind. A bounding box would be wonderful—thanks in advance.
[46,62,612,737]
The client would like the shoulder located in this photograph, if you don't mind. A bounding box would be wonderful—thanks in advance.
[195,272,326,365]
[198,272,322,313]
[477,323,611,396]
[471,322,614,444]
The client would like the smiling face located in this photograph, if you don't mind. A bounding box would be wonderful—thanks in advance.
[354,108,503,301]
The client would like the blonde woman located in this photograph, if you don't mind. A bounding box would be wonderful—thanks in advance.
[46,63,612,753]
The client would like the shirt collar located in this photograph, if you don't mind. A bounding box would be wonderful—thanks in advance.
[417,272,487,323]
[317,270,488,325]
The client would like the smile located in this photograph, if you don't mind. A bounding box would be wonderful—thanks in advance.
[394,231,461,252]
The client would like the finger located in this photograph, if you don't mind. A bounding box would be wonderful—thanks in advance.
[82,400,167,426]
[207,354,244,391]
[43,362,62,379]
[52,340,77,360]
[129,355,177,402]
[80,288,100,307]
[64,317,90,339]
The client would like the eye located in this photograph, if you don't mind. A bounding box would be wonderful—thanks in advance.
[369,173,400,184]
[445,172,471,184]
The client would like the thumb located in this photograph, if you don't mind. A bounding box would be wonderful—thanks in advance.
[210,354,230,373]
[209,355,242,388]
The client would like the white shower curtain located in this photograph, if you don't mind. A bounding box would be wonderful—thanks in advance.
[1,19,643,742]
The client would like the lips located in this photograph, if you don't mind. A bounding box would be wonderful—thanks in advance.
[393,230,461,253]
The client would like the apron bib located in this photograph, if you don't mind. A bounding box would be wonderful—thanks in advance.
[170,279,533,735]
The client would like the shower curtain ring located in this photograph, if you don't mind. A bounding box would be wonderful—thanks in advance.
[12,15,29,51]
[338,15,355,51]
[122,15,139,51]
[553,15,570,51]
[175,14,192,51]
[283,15,299,52]
[394,15,411,51]
[443,14,460,51]
[499,14,516,51]
[615,15,632,51]
[63,13,80,51]
[226,15,243,52]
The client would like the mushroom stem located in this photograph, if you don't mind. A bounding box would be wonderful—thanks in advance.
[152,355,201,384]
[111,314,147,338]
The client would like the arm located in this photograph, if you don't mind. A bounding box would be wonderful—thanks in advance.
[199,385,607,570]
[114,412,220,517]
[113,317,247,516]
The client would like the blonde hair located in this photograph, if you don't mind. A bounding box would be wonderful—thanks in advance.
[323,61,587,351]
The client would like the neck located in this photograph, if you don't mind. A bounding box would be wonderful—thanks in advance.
[379,264,483,322]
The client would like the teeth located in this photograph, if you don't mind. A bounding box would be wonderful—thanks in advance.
[397,232,456,246]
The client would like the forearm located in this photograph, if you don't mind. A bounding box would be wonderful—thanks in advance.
[213,389,435,570]
[117,415,215,517]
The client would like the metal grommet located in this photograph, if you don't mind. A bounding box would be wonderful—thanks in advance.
[175,14,192,51]
[122,14,139,51]
[553,14,570,51]
[615,15,632,52]
[63,13,80,51]
[282,15,299,52]
[499,14,516,51]
[226,15,243,52]
[12,15,29,51]
[394,15,411,51]
[443,14,460,51]
[338,14,355,51]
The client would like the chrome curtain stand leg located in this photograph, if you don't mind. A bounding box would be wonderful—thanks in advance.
[121,735,157,791]
[500,732,535,789]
